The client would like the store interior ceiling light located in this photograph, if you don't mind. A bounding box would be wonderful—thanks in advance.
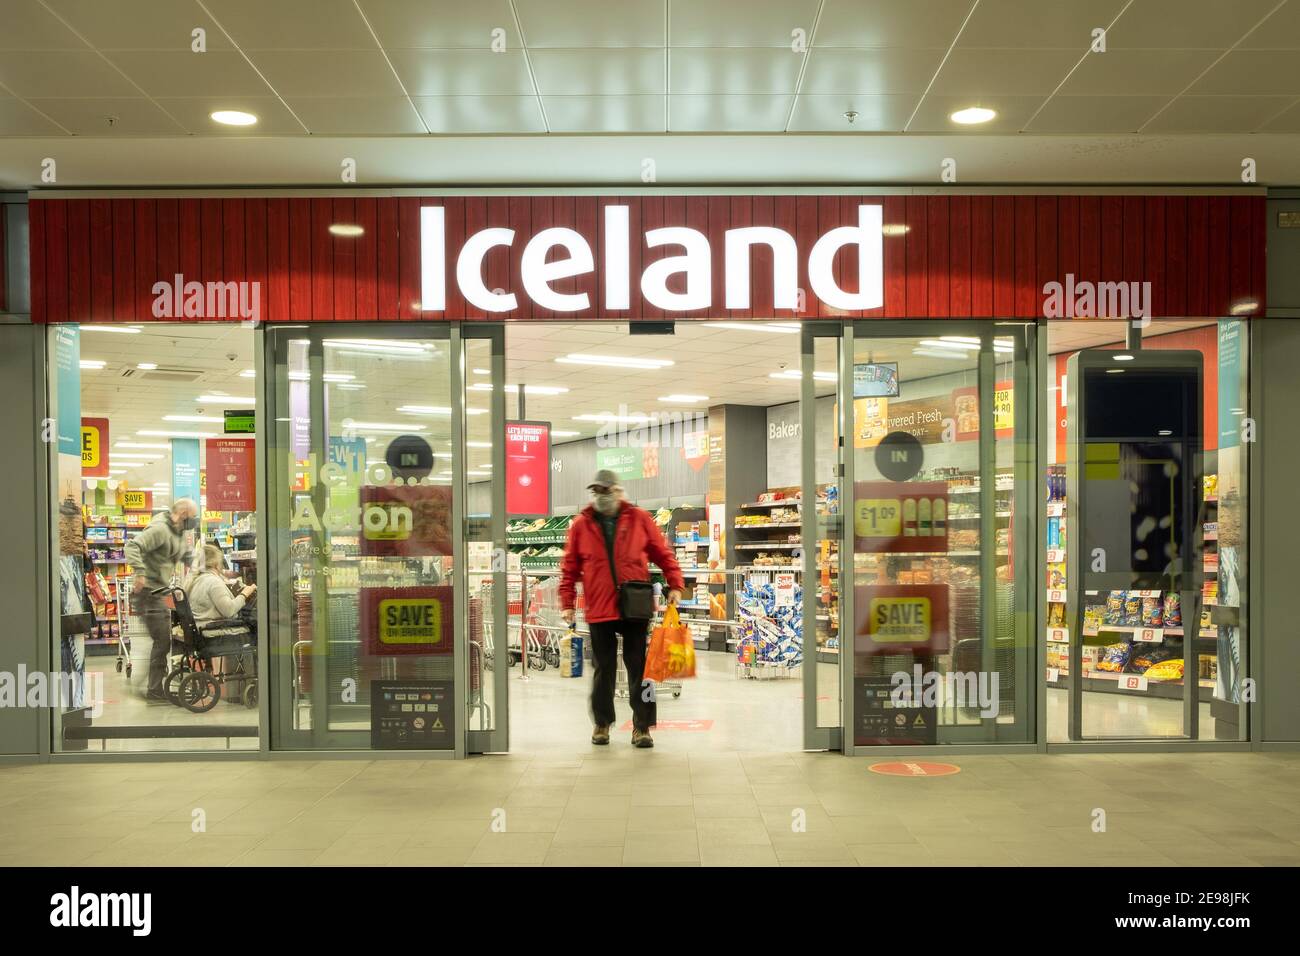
[239,369,256,378]
[1113,354,1135,361]
[950,106,997,125]
[572,413,654,424]
[196,394,254,404]
[552,430,580,437]
[345,421,428,433]
[466,441,492,448]
[472,368,490,375]
[116,441,170,449]
[913,348,972,360]
[555,354,673,369]
[324,339,429,355]
[1106,368,1125,374]
[770,370,836,381]
[80,360,106,369]
[210,109,257,127]
[711,322,800,334]
[337,383,367,390]
[659,394,710,403]
[163,414,223,423]
[470,383,569,395]
[328,224,364,237]
[137,362,158,370]
[81,324,140,334]
[112,453,158,460]
[139,429,216,438]
[396,404,486,415]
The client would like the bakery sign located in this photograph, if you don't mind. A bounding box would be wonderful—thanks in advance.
[420,204,883,314]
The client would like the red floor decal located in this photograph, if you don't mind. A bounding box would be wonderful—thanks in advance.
[868,761,961,777]
[619,719,714,732]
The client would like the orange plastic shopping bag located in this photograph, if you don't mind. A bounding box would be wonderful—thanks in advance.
[644,604,696,682]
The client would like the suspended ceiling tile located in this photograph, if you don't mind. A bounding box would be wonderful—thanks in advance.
[929,48,1075,97]
[0,95,69,134]
[26,97,184,134]
[412,94,545,133]
[541,94,664,132]
[786,93,916,132]
[387,49,537,97]
[1238,1,1300,49]
[514,0,666,48]
[1143,94,1297,132]
[1105,0,1284,49]
[250,51,405,98]
[283,96,427,134]
[670,48,803,96]
[355,0,517,49]
[44,0,233,51]
[956,0,1127,49]
[668,0,823,48]
[1023,95,1170,133]
[1257,99,1300,131]
[0,51,139,98]
[906,94,1043,132]
[0,0,85,50]
[1188,51,1300,96]
[799,47,943,95]
[815,0,977,48]
[201,0,375,50]
[152,95,306,134]
[531,49,665,96]
[1058,49,1223,97]
[103,50,269,98]
[668,93,792,132]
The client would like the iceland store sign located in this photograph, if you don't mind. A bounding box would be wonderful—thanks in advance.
[419,203,884,315]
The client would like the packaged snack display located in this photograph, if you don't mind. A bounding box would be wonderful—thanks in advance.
[1104,591,1125,626]
[1048,602,1065,627]
[1144,658,1185,681]
[1083,605,1105,633]
[1097,642,1133,673]
[1141,596,1163,627]
[1132,647,1177,671]
[1122,593,1142,626]
[1162,592,1181,627]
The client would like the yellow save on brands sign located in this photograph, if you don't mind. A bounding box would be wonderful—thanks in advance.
[120,490,152,511]
[378,598,444,645]
[867,596,932,643]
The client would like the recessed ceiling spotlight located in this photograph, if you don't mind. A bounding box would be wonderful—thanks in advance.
[329,224,364,237]
[137,362,158,370]
[210,109,257,127]
[844,110,859,125]
[950,106,996,125]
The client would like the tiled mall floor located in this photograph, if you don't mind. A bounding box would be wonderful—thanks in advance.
[2,750,1299,867]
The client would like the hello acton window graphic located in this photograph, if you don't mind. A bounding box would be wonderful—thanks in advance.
[419,203,884,315]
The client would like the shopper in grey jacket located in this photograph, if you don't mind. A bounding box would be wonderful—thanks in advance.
[124,499,198,701]
[188,545,256,627]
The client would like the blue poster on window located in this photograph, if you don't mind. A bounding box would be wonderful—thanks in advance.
[53,326,81,456]
[171,438,201,502]
[1217,321,1244,449]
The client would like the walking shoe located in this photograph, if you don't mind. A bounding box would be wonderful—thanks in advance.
[591,724,610,745]
[632,728,654,749]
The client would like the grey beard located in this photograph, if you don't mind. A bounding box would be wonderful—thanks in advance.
[593,495,619,515]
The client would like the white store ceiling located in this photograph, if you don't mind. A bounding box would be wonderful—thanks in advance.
[2,0,1300,188]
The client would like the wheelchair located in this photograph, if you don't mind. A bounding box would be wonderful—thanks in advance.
[152,583,258,713]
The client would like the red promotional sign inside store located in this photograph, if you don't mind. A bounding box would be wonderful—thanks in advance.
[855,584,951,655]
[505,420,551,517]
[27,195,1265,324]
[80,417,109,478]
[204,438,256,511]
[854,481,949,554]
[359,484,452,557]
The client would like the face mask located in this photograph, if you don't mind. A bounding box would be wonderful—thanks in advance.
[593,493,619,516]
[180,516,199,532]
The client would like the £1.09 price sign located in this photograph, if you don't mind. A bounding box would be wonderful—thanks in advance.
[853,481,949,554]
[506,421,551,517]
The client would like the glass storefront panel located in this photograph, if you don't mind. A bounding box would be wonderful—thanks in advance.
[1044,320,1250,742]
[849,324,1035,747]
[47,323,260,753]
[267,328,458,751]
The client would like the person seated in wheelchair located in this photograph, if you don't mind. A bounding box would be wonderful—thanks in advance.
[187,545,257,640]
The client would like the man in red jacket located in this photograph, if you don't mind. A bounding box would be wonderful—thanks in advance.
[560,470,685,748]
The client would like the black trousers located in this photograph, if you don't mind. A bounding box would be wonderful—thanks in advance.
[588,618,655,732]
[138,592,172,696]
